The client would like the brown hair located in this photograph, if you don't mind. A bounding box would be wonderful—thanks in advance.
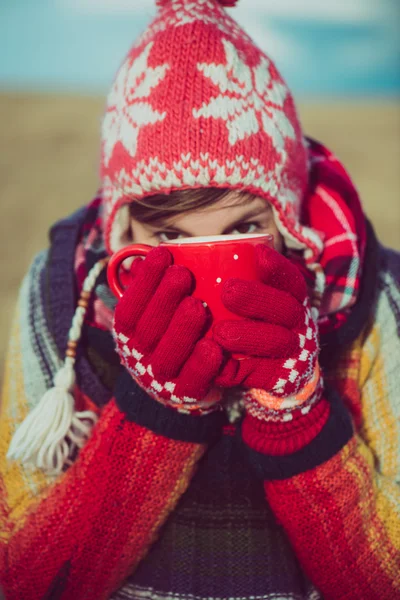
[129,187,255,227]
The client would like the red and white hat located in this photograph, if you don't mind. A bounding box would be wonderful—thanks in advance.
[101,0,324,266]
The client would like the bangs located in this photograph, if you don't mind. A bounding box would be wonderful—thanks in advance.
[129,188,256,227]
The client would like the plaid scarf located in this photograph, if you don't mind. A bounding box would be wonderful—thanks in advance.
[74,139,366,338]
[305,138,367,334]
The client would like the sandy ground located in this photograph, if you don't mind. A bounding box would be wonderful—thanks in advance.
[0,93,399,378]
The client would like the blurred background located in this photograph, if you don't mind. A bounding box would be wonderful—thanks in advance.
[0,0,399,375]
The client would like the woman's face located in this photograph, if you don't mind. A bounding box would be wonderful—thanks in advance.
[129,190,284,253]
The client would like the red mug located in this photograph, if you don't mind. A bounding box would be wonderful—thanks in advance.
[107,233,274,327]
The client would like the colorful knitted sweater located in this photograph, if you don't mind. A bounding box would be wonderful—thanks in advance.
[0,205,399,600]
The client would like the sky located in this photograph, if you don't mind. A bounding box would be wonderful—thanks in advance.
[1,0,399,97]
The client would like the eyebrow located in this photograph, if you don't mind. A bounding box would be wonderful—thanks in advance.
[150,204,271,235]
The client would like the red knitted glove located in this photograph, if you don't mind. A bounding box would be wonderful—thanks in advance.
[213,245,323,423]
[113,247,224,416]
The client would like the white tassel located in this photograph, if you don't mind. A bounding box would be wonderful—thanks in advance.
[7,257,108,475]
[7,359,98,475]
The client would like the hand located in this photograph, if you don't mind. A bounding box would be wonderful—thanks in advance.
[213,245,323,422]
[113,247,224,416]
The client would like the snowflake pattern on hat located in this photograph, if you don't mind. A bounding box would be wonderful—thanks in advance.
[102,42,169,165]
[193,39,295,150]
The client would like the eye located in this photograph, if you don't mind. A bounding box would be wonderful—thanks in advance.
[156,231,184,242]
[230,222,258,235]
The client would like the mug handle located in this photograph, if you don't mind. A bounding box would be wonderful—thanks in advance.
[107,244,153,299]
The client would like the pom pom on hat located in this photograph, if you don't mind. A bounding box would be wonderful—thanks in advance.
[156,0,239,6]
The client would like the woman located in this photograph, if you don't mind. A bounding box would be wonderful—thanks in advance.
[1,1,399,598]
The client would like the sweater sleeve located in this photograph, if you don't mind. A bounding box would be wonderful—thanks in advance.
[0,276,221,599]
[241,279,400,599]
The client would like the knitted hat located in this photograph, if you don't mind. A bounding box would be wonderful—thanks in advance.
[101,0,324,268]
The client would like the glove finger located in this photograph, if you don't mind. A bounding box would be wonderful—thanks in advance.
[214,357,242,388]
[129,256,145,279]
[213,319,298,357]
[135,265,194,352]
[151,297,209,379]
[216,355,306,392]
[221,278,304,328]
[114,247,172,336]
[238,356,302,391]
[255,245,307,302]
[173,339,224,401]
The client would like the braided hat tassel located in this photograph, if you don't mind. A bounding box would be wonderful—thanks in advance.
[7,258,109,475]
